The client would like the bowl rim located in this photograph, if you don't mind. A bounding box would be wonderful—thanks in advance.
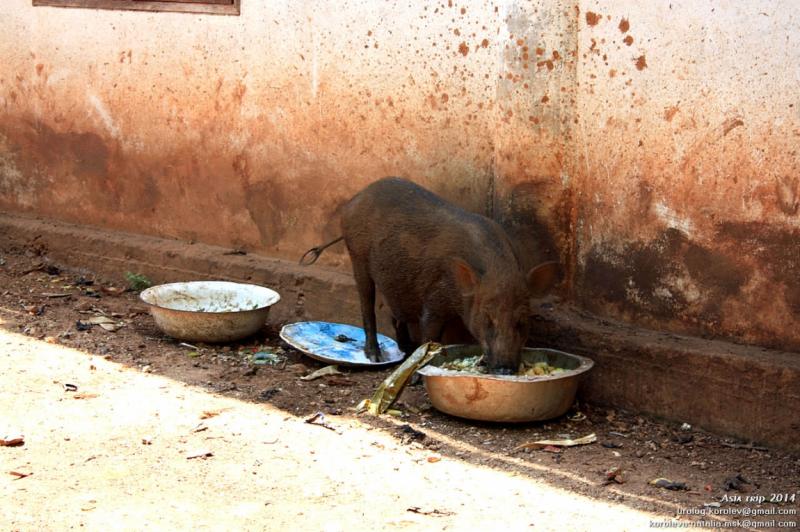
[416,345,594,383]
[139,280,281,315]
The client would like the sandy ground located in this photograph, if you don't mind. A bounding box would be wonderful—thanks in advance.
[2,330,663,531]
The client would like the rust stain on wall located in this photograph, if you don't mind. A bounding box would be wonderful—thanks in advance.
[585,11,602,26]
[664,106,679,122]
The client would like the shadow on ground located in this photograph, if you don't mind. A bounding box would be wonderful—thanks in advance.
[1,246,798,528]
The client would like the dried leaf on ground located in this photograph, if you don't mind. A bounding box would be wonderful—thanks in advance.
[325,376,356,386]
[407,507,455,517]
[1,434,25,447]
[101,286,126,296]
[603,467,625,485]
[304,412,338,432]
[87,315,123,332]
[73,392,99,400]
[541,445,563,453]
[513,433,597,452]
[186,449,214,459]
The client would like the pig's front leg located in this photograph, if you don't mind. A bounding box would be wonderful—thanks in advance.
[392,317,416,355]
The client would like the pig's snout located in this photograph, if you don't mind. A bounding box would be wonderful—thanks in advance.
[482,351,521,375]
[468,309,529,375]
[489,364,515,376]
[480,335,525,375]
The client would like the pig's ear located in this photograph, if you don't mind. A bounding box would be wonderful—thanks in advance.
[451,258,480,296]
[527,261,562,296]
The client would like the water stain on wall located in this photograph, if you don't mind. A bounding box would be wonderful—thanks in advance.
[581,228,750,329]
[0,117,116,211]
[716,222,800,313]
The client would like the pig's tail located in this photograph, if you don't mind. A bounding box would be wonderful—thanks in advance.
[299,236,344,266]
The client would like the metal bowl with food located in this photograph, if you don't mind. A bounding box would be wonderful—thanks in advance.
[416,345,594,422]
[140,281,280,343]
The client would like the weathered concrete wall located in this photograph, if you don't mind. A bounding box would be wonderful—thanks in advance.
[2,0,570,267]
[1,0,799,352]
[573,1,800,350]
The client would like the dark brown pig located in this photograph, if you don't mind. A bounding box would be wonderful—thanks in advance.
[301,177,561,373]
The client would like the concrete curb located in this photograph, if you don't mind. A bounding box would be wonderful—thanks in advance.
[530,309,800,451]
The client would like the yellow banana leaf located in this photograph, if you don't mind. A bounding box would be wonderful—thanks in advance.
[357,342,442,415]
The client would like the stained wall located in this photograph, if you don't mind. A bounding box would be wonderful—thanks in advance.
[1,0,798,350]
[573,1,800,349]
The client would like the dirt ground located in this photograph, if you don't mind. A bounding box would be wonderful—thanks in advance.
[1,246,798,531]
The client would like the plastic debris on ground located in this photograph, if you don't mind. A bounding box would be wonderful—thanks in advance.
[252,349,287,366]
[300,365,343,381]
[569,411,587,422]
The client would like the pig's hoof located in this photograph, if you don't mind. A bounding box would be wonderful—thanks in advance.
[493,367,515,376]
[364,347,383,363]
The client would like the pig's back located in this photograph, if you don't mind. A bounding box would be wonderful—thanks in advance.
[340,177,521,321]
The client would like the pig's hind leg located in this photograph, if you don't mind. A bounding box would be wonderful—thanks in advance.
[350,259,383,362]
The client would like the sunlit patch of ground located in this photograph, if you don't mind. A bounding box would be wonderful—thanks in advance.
[1,329,663,531]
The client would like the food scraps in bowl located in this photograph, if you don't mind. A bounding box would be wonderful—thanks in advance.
[416,345,595,422]
[438,355,566,376]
